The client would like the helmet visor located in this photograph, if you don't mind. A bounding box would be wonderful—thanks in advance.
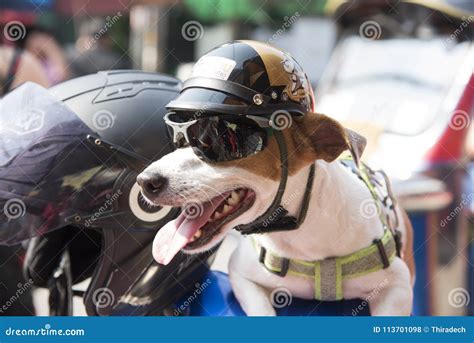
[0,83,101,245]
[166,88,249,115]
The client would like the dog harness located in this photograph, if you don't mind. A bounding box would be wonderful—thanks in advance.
[254,157,402,301]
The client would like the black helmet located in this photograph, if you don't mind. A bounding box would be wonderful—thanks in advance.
[0,70,210,315]
[166,40,314,117]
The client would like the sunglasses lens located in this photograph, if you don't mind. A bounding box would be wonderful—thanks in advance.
[188,116,266,162]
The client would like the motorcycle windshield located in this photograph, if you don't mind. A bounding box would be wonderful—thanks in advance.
[0,83,99,245]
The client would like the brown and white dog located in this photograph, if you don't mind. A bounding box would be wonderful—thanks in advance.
[137,112,415,316]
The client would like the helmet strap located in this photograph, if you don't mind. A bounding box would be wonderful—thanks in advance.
[234,130,315,235]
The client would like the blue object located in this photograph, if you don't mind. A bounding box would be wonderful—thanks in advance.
[0,0,53,11]
[181,271,370,316]
[410,213,430,316]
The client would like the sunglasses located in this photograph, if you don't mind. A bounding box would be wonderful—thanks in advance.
[164,112,274,162]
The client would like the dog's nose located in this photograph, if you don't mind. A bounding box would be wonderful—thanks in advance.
[136,172,168,198]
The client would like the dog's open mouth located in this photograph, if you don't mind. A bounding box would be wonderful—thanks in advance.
[153,188,256,265]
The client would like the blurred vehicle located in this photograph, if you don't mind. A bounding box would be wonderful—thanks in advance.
[319,0,474,315]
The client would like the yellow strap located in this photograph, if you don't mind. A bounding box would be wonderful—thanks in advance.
[253,229,395,279]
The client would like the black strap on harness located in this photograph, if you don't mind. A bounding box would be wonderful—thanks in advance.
[234,130,315,235]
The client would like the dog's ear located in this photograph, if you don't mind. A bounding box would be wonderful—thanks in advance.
[345,128,367,166]
[298,112,367,165]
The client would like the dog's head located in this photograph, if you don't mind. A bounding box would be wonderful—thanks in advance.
[137,112,366,265]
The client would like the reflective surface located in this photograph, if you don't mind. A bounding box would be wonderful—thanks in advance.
[166,113,267,162]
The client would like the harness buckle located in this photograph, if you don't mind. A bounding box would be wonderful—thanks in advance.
[258,246,290,277]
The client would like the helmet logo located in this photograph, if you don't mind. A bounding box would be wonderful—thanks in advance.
[281,53,310,108]
[129,182,172,222]
[192,56,236,81]
[281,55,305,99]
[282,58,295,73]
[0,108,44,135]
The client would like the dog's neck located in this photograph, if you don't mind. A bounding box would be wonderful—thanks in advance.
[254,160,385,261]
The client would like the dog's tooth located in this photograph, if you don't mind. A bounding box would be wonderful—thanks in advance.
[228,191,240,206]
[194,229,202,239]
[223,204,232,214]
[213,211,222,220]
[228,197,238,206]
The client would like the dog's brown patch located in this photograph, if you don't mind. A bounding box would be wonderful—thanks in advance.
[215,112,366,180]
[216,133,282,180]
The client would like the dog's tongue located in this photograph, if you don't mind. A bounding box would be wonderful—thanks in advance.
[153,200,218,265]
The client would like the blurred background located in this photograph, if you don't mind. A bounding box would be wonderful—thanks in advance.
[0,0,472,316]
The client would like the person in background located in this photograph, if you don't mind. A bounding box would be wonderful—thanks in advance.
[15,26,70,85]
[0,45,49,94]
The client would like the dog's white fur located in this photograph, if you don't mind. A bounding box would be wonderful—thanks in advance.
[142,146,413,316]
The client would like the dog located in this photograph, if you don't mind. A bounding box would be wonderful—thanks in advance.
[137,112,415,316]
